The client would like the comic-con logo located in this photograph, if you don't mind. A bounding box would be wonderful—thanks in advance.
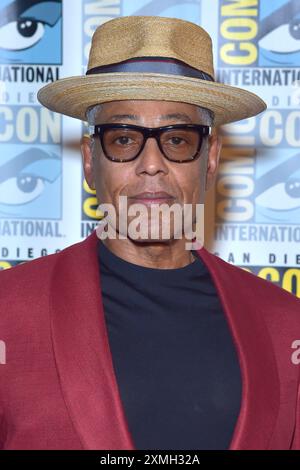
[219,0,300,67]
[216,111,300,225]
[0,0,62,64]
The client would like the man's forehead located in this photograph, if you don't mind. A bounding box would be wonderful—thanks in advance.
[92,100,203,122]
[106,112,194,123]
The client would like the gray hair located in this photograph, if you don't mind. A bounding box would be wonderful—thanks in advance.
[86,102,214,126]
[86,104,104,126]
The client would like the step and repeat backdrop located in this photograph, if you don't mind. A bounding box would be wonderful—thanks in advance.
[0,0,299,297]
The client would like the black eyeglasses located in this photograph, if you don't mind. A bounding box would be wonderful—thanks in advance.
[91,123,211,163]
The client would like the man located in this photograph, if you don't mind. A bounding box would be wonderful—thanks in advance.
[0,15,300,450]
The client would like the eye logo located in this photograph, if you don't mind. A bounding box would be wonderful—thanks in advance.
[0,147,61,219]
[258,0,300,66]
[0,0,62,64]
[254,152,300,223]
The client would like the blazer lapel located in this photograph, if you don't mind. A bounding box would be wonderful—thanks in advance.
[50,229,135,449]
[50,228,280,450]
[196,247,280,449]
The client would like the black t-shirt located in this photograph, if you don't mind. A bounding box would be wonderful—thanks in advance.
[97,239,242,450]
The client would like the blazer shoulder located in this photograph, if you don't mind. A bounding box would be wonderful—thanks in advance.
[0,250,58,290]
[0,237,87,295]
[0,237,90,335]
[206,253,300,308]
[202,252,300,367]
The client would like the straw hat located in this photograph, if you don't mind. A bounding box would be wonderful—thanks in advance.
[37,15,266,127]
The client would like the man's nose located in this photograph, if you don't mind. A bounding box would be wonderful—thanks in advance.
[135,136,169,175]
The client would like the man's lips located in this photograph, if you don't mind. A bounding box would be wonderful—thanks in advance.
[128,191,175,204]
[129,191,175,203]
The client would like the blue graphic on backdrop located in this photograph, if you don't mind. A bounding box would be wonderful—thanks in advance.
[122,0,200,23]
[258,0,300,66]
[255,150,300,223]
[0,0,62,64]
[0,147,61,218]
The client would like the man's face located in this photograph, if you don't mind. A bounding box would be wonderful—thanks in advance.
[81,100,220,243]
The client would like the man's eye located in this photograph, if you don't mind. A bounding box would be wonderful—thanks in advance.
[115,136,135,145]
[167,137,185,145]
[0,19,45,51]
[111,133,140,146]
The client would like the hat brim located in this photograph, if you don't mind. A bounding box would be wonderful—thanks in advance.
[37,72,266,127]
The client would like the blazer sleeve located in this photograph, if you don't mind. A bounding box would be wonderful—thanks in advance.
[0,397,5,449]
[291,379,300,449]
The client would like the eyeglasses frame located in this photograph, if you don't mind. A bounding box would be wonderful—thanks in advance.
[90,123,211,163]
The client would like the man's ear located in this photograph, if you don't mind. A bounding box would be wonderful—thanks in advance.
[205,129,222,191]
[80,134,96,190]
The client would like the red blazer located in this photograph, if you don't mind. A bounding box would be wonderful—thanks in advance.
[0,229,300,450]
